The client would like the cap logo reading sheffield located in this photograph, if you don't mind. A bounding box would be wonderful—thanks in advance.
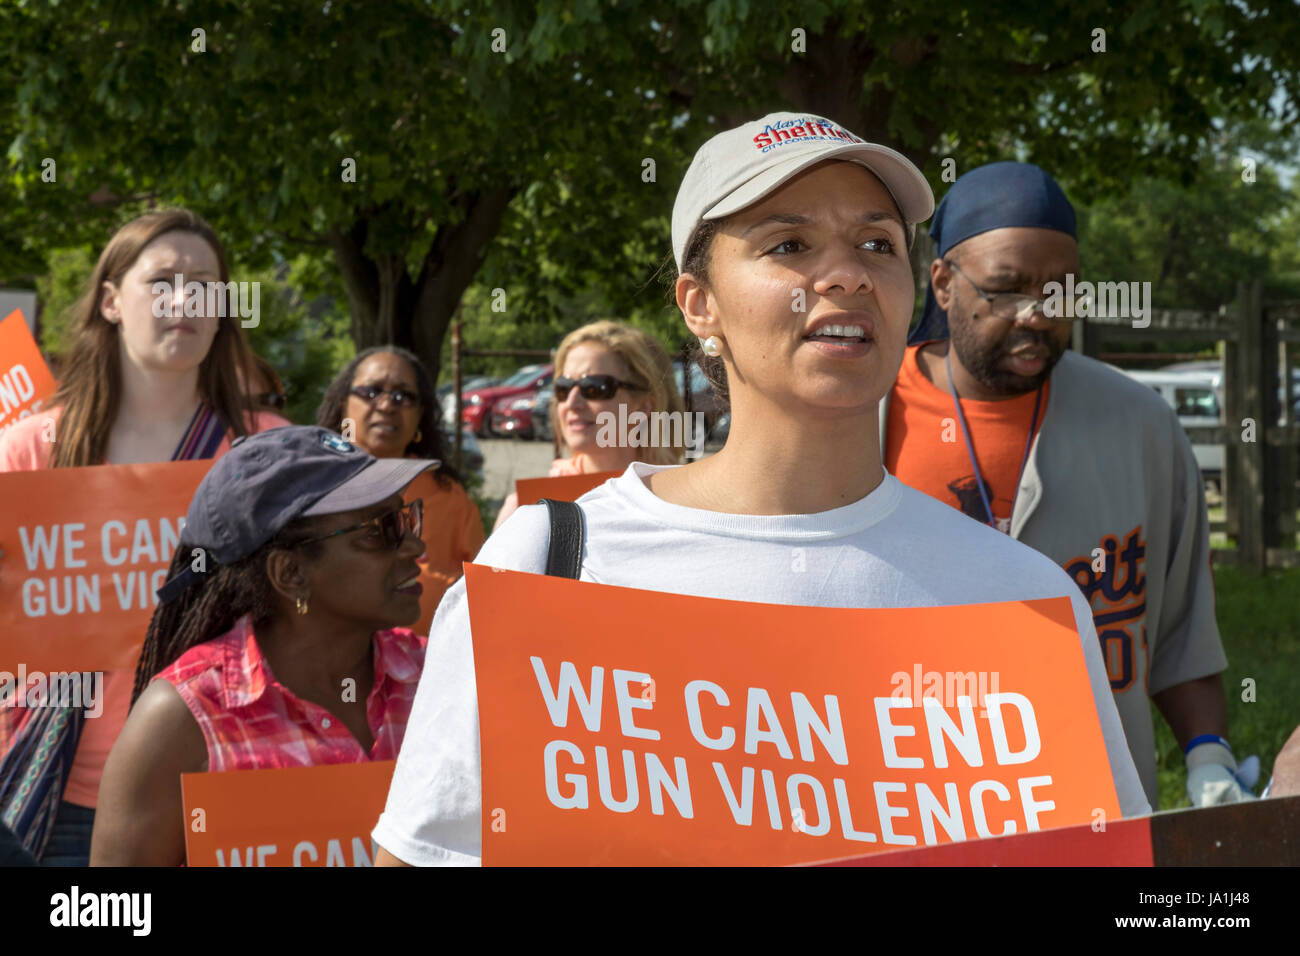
[751,117,864,154]
[320,433,355,455]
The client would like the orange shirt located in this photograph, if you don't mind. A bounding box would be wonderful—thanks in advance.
[402,471,485,636]
[885,343,1049,533]
[0,405,291,808]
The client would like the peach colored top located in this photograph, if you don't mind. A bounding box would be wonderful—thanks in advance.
[547,454,586,477]
[402,471,485,636]
[0,405,291,808]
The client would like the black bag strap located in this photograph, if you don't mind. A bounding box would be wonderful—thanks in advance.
[539,498,584,579]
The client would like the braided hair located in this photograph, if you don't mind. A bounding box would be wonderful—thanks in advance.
[131,524,323,706]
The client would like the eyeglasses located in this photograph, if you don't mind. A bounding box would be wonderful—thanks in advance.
[254,391,287,410]
[291,499,423,550]
[349,384,421,408]
[945,259,1090,323]
[554,375,646,402]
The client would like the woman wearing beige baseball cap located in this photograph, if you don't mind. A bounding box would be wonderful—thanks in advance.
[373,113,1149,866]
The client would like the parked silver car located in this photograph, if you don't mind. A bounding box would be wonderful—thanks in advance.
[1123,368,1223,482]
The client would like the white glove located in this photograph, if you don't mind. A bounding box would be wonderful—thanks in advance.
[1186,740,1259,807]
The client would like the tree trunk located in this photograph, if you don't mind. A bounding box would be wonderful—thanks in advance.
[773,22,943,169]
[410,185,517,378]
[328,185,517,382]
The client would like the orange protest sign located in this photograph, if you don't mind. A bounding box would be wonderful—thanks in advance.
[467,565,1122,866]
[182,761,395,866]
[515,470,620,506]
[0,309,58,441]
[0,460,212,672]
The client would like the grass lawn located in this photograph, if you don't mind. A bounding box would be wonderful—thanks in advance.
[1152,564,1300,809]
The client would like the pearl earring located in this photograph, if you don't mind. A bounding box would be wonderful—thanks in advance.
[701,336,723,357]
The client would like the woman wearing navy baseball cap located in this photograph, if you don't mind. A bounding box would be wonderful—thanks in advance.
[373,113,1150,866]
[90,426,435,866]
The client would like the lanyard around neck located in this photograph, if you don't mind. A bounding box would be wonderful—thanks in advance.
[945,350,1043,533]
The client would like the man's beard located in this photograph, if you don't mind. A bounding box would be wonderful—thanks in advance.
[948,320,1065,396]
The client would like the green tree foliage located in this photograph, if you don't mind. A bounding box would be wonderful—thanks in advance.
[1077,155,1296,310]
[33,246,96,355]
[4,1,1298,384]
[241,257,355,425]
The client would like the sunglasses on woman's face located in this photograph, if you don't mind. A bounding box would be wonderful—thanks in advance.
[350,384,420,408]
[293,499,423,550]
[554,375,645,402]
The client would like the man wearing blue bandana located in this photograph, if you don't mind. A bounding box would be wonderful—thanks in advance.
[882,162,1253,810]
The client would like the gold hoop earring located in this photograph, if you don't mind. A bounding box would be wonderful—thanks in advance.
[414,428,422,443]
[296,596,309,615]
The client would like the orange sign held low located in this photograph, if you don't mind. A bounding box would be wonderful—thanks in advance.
[182,761,395,866]
[466,564,1122,866]
[514,470,620,506]
[0,309,58,441]
[0,460,212,672]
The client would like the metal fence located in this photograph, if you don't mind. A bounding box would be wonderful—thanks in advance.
[1074,280,1300,570]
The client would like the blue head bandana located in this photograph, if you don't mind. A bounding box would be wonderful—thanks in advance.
[908,161,1077,345]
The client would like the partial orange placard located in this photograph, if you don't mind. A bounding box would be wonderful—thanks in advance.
[0,460,212,671]
[183,761,395,866]
[514,470,620,506]
[466,564,1122,866]
[0,309,58,440]
[816,812,1154,867]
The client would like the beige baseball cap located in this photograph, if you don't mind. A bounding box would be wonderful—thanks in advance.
[672,112,935,271]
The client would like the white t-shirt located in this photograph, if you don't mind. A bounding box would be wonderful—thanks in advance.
[373,463,1150,865]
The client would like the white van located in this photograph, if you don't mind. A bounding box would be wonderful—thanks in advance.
[1122,369,1224,482]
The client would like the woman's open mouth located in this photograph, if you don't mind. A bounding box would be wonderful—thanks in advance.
[803,323,874,356]
[395,572,422,596]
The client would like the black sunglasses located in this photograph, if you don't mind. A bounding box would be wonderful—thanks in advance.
[350,384,421,408]
[554,375,646,402]
[291,499,423,550]
[254,391,287,410]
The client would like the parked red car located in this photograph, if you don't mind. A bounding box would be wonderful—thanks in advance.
[461,363,553,436]
[490,388,540,438]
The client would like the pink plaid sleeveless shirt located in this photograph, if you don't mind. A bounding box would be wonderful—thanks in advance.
[155,615,426,771]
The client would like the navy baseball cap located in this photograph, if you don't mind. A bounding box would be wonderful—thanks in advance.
[157,426,437,604]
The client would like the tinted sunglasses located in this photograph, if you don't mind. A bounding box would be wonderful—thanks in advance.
[292,498,423,550]
[554,375,645,402]
[350,384,420,408]
[254,391,287,410]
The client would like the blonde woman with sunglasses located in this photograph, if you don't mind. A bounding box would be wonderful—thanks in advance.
[492,320,685,530]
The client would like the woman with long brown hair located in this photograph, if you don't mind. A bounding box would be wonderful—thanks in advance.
[0,208,289,864]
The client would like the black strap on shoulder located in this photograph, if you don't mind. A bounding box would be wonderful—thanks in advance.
[539,498,584,579]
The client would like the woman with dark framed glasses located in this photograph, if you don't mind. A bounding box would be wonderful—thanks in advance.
[317,346,485,634]
[91,427,432,866]
[492,320,685,530]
